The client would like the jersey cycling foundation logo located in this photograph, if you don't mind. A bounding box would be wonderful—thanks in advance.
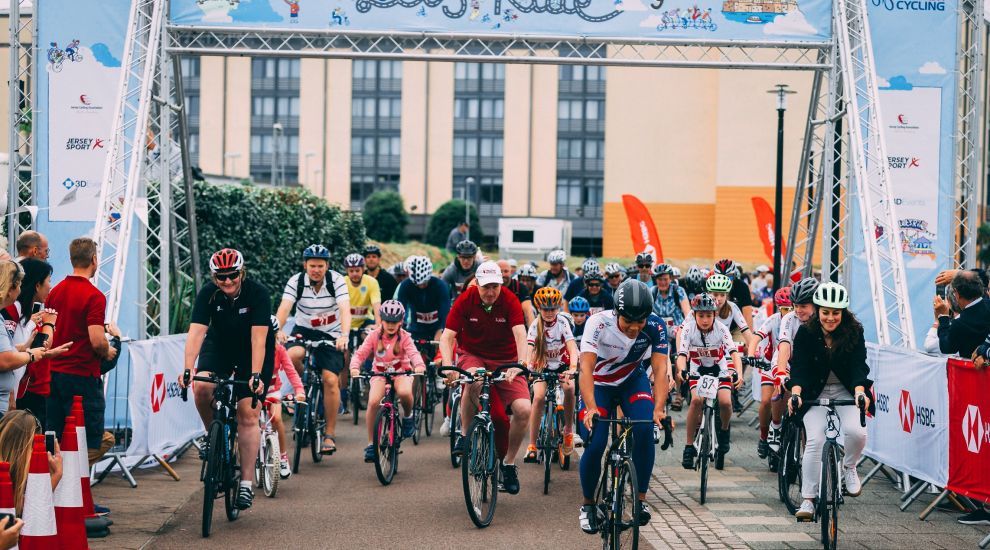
[962,405,986,454]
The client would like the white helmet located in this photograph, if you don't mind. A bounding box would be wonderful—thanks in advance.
[604,262,625,278]
[517,263,538,279]
[407,256,433,285]
[581,258,600,274]
[547,250,567,264]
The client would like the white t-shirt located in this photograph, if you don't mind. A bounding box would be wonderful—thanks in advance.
[0,326,20,414]
[527,313,575,372]
[282,272,350,339]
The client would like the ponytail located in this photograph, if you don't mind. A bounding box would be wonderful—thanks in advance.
[532,315,548,370]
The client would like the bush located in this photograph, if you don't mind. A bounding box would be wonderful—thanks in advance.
[425,199,483,249]
[363,191,409,243]
[193,181,366,305]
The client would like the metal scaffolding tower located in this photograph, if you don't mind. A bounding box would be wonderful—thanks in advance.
[6,0,35,248]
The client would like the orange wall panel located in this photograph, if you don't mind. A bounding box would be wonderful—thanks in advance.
[603,202,715,260]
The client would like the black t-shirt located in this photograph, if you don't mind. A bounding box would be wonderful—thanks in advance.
[729,277,753,309]
[515,281,534,303]
[191,279,273,348]
[572,321,586,340]
[582,289,615,312]
[373,269,398,301]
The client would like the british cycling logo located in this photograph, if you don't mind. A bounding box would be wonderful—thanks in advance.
[962,404,987,454]
[151,373,166,413]
[870,0,945,10]
[889,114,920,131]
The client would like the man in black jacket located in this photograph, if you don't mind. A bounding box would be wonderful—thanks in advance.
[936,270,990,358]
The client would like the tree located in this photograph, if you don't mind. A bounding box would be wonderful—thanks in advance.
[425,199,483,249]
[363,190,409,243]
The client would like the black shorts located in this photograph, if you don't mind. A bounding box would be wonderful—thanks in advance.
[198,336,275,400]
[286,326,344,376]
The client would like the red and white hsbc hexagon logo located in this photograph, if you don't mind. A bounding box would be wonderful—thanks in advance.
[151,373,166,413]
[899,390,915,433]
[962,404,988,454]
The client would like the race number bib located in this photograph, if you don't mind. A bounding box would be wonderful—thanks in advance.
[697,375,719,399]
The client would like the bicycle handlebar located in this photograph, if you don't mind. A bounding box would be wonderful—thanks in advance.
[291,336,337,348]
[591,416,654,427]
[181,371,260,409]
[740,356,772,371]
[528,370,575,382]
[438,363,530,382]
[358,371,424,380]
[792,397,867,427]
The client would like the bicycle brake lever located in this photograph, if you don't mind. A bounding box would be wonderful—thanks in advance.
[661,417,673,450]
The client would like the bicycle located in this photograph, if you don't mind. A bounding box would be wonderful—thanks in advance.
[791,396,866,550]
[254,396,281,498]
[291,337,334,473]
[777,404,804,514]
[413,339,440,443]
[359,369,423,485]
[530,370,574,495]
[588,414,655,550]
[447,379,464,468]
[348,329,371,425]
[181,372,259,538]
[439,363,530,528]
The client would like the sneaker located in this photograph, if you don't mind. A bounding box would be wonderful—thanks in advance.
[757,438,769,459]
[401,417,416,439]
[795,499,815,521]
[94,504,111,516]
[452,433,468,457]
[681,446,697,469]
[279,455,291,479]
[364,444,376,463]
[653,423,662,444]
[500,463,520,495]
[562,433,574,455]
[339,403,349,415]
[670,394,684,412]
[958,508,990,525]
[440,417,451,436]
[235,486,254,510]
[524,444,539,463]
[768,424,781,452]
[579,504,599,534]
[637,506,651,526]
[844,467,862,497]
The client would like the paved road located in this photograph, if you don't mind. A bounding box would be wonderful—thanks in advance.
[149,411,597,549]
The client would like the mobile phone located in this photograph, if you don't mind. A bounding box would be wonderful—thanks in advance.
[0,512,13,529]
[44,431,56,454]
[31,302,42,315]
[29,332,48,348]
[935,284,946,298]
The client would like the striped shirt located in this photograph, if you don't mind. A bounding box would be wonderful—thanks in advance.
[282,271,350,339]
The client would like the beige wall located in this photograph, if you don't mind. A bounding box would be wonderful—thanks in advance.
[425,62,454,212]
[299,58,327,196]
[399,60,428,214]
[529,64,559,218]
[502,63,531,217]
[199,56,225,175]
[225,57,251,179]
[324,58,351,208]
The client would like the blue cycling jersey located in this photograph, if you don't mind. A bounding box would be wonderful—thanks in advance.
[396,277,451,339]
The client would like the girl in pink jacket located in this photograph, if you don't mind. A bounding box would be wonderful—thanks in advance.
[270,341,305,478]
[350,300,426,462]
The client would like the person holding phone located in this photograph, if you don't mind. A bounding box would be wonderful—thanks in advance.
[3,259,57,426]
[0,410,62,519]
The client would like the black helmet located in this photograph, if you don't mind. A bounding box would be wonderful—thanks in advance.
[362,244,382,257]
[455,240,478,257]
[614,280,653,322]
[790,277,820,305]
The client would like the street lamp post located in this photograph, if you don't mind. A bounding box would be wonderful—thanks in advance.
[272,122,284,187]
[465,176,475,241]
[767,84,796,298]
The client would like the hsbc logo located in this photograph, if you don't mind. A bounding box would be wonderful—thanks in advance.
[880,390,935,433]
[899,390,915,432]
[150,372,183,414]
[962,405,990,454]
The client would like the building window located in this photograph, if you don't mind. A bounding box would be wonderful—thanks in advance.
[250,58,301,185]
[350,60,402,210]
[453,62,505,217]
[556,64,605,220]
[179,57,201,165]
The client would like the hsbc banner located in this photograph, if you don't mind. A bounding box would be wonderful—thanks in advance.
[864,344,948,487]
[947,359,990,503]
[126,335,205,457]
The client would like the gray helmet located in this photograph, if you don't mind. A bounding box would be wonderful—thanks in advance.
[614,280,653,322]
[691,293,718,312]
[517,263,537,279]
[790,276,820,305]
[547,249,567,264]
[604,262,625,277]
[455,240,478,257]
[671,266,682,279]
[581,258,601,275]
[652,263,674,278]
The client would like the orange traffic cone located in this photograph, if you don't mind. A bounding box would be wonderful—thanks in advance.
[0,461,18,550]
[53,416,87,549]
[72,397,109,537]
[19,435,57,549]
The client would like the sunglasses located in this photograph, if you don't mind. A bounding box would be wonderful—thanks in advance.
[779,306,794,314]
[607,274,621,279]
[586,283,601,288]
[637,264,652,269]
[214,271,241,282]
[540,306,560,312]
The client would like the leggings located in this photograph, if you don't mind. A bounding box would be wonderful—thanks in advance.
[579,369,655,499]
[800,383,867,499]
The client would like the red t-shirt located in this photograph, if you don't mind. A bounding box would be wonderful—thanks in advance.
[47,276,106,378]
[446,285,524,362]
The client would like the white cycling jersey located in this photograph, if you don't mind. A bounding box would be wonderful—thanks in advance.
[681,301,749,335]
[580,310,668,387]
[777,310,802,345]
[677,319,736,378]
[527,313,575,372]
[755,312,782,361]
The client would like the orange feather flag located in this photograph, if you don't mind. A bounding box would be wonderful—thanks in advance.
[621,195,664,264]
[751,196,786,264]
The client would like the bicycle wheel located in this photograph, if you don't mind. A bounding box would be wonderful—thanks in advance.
[462,417,498,528]
[310,386,325,463]
[699,408,712,505]
[373,407,398,485]
[262,432,279,497]
[777,421,803,514]
[424,380,436,437]
[821,443,840,550]
[412,385,423,445]
[224,428,240,522]
[292,403,307,474]
[351,378,362,426]
[609,458,641,550]
[556,409,570,470]
[542,411,553,495]
[201,421,224,537]
[450,394,462,468]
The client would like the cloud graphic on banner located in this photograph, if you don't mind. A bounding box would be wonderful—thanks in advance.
[617,0,649,11]
[877,76,891,88]
[884,76,913,91]
[91,43,121,68]
[763,9,817,35]
[918,61,947,75]
[906,254,936,269]
[231,0,284,23]
[640,14,662,26]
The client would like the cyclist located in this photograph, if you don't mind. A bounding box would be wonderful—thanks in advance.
[678,293,743,471]
[633,252,655,287]
[524,288,578,463]
[274,244,351,457]
[787,282,872,519]
[578,280,670,534]
[516,263,539,326]
[537,250,577,295]
[746,287,791,459]
[440,261,530,495]
[564,259,606,302]
[349,300,426,463]
[714,258,754,331]
[269,317,305,479]
[442,240,480,299]
[390,262,409,286]
[565,267,614,315]
[343,253,381,414]
[396,256,449,345]
[681,267,706,302]
[651,263,690,410]
[568,296,590,339]
[699,273,755,349]
[604,262,626,292]
[180,248,274,510]
[768,277,819,451]
[363,244,398,301]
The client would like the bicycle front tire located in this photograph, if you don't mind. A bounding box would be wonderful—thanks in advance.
[449,394,462,468]
[223,426,240,522]
[201,421,224,537]
[699,408,713,505]
[777,420,803,514]
[412,385,423,445]
[821,442,840,550]
[609,458,641,550]
[373,407,398,485]
[462,417,498,528]
[262,432,279,497]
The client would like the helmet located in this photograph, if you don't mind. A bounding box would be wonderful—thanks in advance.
[614,280,653,322]
[706,273,733,293]
[604,262,625,278]
[362,244,382,257]
[584,268,604,283]
[581,258,601,275]
[691,293,718,312]
[685,268,705,291]
[533,287,563,310]
[209,248,244,273]
[635,252,653,267]
[390,263,408,277]
[379,300,406,323]
[568,296,590,313]
[517,263,537,280]
[547,250,566,264]
[652,263,674,278]
[790,277,820,305]
[714,258,737,276]
[455,240,478,257]
[303,244,331,261]
[813,281,849,309]
[774,287,792,308]
[344,253,365,268]
[671,266,682,279]
[407,256,433,285]
[270,315,281,332]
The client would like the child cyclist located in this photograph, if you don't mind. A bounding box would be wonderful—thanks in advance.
[703,273,755,350]
[524,287,579,463]
[746,287,792,459]
[679,293,744,471]
[568,296,590,339]
[349,300,426,463]
[269,316,306,478]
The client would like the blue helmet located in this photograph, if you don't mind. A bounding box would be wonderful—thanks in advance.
[303,244,330,260]
[569,296,590,314]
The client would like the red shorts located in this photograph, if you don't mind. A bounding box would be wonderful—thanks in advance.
[457,351,528,459]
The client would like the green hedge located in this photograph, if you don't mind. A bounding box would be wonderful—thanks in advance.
[363,190,408,243]
[424,199,483,249]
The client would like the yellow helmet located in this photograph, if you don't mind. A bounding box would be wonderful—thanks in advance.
[533,287,563,310]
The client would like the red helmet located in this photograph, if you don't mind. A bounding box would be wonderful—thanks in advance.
[774,286,792,308]
[714,258,737,276]
[209,248,244,273]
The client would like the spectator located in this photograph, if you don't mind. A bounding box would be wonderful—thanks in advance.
[442,240,479,299]
[13,232,48,263]
[935,270,990,358]
[6,260,58,425]
[445,221,469,253]
[750,265,770,298]
[363,245,398,301]
[45,238,118,464]
[0,409,61,517]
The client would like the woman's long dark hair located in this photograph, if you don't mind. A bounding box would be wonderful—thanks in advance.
[17,259,52,326]
[805,306,864,355]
